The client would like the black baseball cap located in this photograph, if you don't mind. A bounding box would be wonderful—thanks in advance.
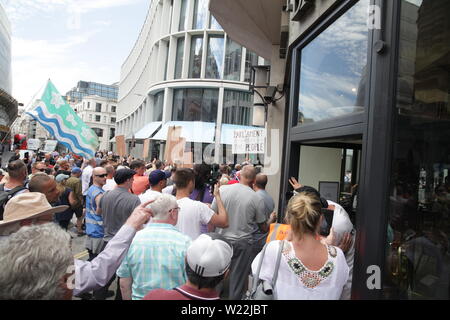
[296,186,328,208]
[114,169,136,184]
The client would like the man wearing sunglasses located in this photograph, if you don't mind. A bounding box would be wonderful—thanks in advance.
[29,162,47,180]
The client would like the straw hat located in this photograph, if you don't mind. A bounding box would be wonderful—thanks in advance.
[0,192,69,227]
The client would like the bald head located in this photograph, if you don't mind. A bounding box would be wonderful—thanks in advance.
[240,165,256,186]
[93,167,107,187]
[255,173,268,190]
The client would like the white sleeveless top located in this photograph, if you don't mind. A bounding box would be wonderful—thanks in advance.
[251,240,349,300]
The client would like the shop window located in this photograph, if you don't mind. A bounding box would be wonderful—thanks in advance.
[383,0,450,300]
[172,88,218,122]
[296,0,369,125]
[206,35,224,79]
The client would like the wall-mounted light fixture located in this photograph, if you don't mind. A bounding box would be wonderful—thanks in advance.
[249,65,285,126]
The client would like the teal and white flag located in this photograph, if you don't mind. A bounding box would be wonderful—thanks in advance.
[26,79,99,158]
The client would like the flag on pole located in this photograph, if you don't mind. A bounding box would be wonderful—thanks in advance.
[25,79,99,159]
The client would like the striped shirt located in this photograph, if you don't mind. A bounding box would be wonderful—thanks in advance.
[116,223,191,300]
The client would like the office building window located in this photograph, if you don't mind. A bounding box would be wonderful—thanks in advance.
[178,0,188,31]
[223,90,253,125]
[111,117,116,124]
[95,103,102,112]
[87,102,90,109]
[110,128,115,140]
[192,0,208,30]
[244,50,259,83]
[189,35,203,78]
[111,106,116,113]
[174,37,185,79]
[209,15,222,30]
[95,115,101,122]
[93,128,103,137]
[173,88,218,122]
[224,38,242,81]
[152,91,164,122]
[206,35,224,79]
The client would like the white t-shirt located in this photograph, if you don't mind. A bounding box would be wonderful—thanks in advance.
[103,179,117,192]
[81,165,93,195]
[175,197,214,240]
[162,185,174,195]
[251,240,349,300]
[139,189,162,203]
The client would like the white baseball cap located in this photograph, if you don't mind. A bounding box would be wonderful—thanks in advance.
[187,234,233,277]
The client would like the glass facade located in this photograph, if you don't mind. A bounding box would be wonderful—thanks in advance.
[65,81,118,104]
[192,0,208,30]
[189,35,203,78]
[206,35,224,79]
[244,50,258,83]
[178,0,188,32]
[222,90,253,125]
[297,0,369,124]
[172,88,218,122]
[209,15,222,30]
[383,0,450,300]
[174,37,185,79]
[0,8,11,94]
[224,38,242,81]
[152,91,164,122]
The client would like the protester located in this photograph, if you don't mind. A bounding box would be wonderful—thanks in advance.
[0,160,29,219]
[144,233,233,300]
[29,161,47,179]
[81,158,96,197]
[139,169,171,203]
[66,167,84,236]
[252,174,275,251]
[130,160,149,195]
[54,174,77,230]
[174,168,228,240]
[210,165,276,299]
[85,167,107,261]
[103,164,117,191]
[28,174,60,204]
[190,164,214,204]
[0,194,153,299]
[117,193,191,300]
[97,168,140,300]
[251,192,349,300]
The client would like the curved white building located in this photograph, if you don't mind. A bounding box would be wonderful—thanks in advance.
[117,0,267,162]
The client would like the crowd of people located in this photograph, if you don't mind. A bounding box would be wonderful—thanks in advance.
[0,150,355,300]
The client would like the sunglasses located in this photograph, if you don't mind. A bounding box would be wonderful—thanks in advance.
[95,174,108,178]
[38,168,46,172]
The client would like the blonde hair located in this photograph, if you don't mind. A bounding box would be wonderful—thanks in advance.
[286,192,322,237]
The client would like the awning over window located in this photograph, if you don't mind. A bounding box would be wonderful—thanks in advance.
[220,124,264,145]
[134,121,162,140]
[151,121,216,144]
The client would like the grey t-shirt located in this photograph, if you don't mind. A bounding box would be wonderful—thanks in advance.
[211,183,266,241]
[100,187,141,242]
[252,189,275,245]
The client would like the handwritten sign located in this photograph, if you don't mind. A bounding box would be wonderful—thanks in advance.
[232,129,266,154]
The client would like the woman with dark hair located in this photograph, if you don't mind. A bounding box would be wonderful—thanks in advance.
[189,164,214,204]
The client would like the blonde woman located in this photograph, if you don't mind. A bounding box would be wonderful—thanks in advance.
[250,192,349,300]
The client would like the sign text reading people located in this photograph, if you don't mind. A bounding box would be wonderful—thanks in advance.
[232,129,266,154]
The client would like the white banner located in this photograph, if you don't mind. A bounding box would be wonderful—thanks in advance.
[43,140,58,152]
[232,129,266,154]
[27,139,41,150]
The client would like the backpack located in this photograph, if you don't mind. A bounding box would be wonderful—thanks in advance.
[0,184,28,220]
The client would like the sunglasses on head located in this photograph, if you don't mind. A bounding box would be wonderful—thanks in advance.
[95,174,108,178]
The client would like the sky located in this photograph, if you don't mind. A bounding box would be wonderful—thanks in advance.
[0,0,151,106]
